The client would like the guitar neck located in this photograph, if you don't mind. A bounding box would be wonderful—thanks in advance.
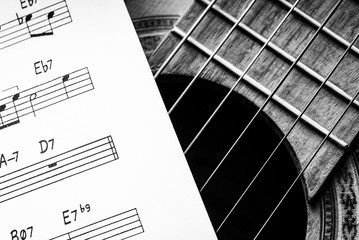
[149,0,359,200]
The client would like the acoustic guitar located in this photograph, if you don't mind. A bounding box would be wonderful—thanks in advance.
[145,0,359,239]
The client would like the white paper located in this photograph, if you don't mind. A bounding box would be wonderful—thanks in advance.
[0,1,217,239]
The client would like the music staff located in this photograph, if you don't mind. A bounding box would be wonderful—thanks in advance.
[50,209,144,240]
[0,0,72,50]
[0,67,94,131]
[0,136,119,204]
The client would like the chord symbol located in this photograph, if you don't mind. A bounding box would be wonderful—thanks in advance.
[0,136,119,204]
[49,209,144,240]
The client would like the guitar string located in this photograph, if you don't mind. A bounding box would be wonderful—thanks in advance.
[156,0,348,235]
[251,30,359,240]
[200,0,345,193]
[152,0,316,230]
[181,0,303,155]
[222,4,359,237]
[166,0,257,114]
[209,0,348,235]
[153,0,354,236]
[153,0,218,80]
[252,87,359,239]
[154,0,306,233]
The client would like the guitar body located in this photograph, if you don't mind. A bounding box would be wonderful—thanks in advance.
[128,0,359,239]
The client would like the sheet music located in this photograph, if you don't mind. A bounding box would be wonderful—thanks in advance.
[0,1,217,239]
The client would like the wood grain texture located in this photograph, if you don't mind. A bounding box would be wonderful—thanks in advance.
[149,0,359,201]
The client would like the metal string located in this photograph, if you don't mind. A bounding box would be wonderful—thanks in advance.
[252,47,359,240]
[201,0,345,193]
[153,0,218,80]
[210,0,347,234]
[154,0,353,236]
[183,0,301,155]
[167,0,258,114]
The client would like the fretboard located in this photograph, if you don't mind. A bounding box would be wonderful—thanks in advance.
[149,0,359,201]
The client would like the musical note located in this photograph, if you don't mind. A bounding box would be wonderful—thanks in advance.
[25,14,32,22]
[12,93,20,121]
[0,136,118,203]
[62,73,70,98]
[49,209,144,240]
[25,14,33,37]
[29,93,37,116]
[12,93,20,101]
[0,67,93,130]
[48,11,55,30]
[28,10,55,37]
[0,104,6,125]
[0,93,22,130]
[0,1,72,50]
[0,1,218,240]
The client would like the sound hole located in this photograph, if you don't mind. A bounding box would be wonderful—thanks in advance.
[157,75,307,239]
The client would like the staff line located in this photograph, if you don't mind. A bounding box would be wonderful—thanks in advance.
[0,141,111,185]
[0,136,118,204]
[0,1,66,30]
[0,137,110,180]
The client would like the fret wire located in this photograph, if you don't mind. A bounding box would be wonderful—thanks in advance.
[198,0,359,110]
[172,27,347,148]
[153,0,218,80]
[213,0,347,234]
[252,47,359,240]
[167,0,258,114]
[183,0,302,154]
